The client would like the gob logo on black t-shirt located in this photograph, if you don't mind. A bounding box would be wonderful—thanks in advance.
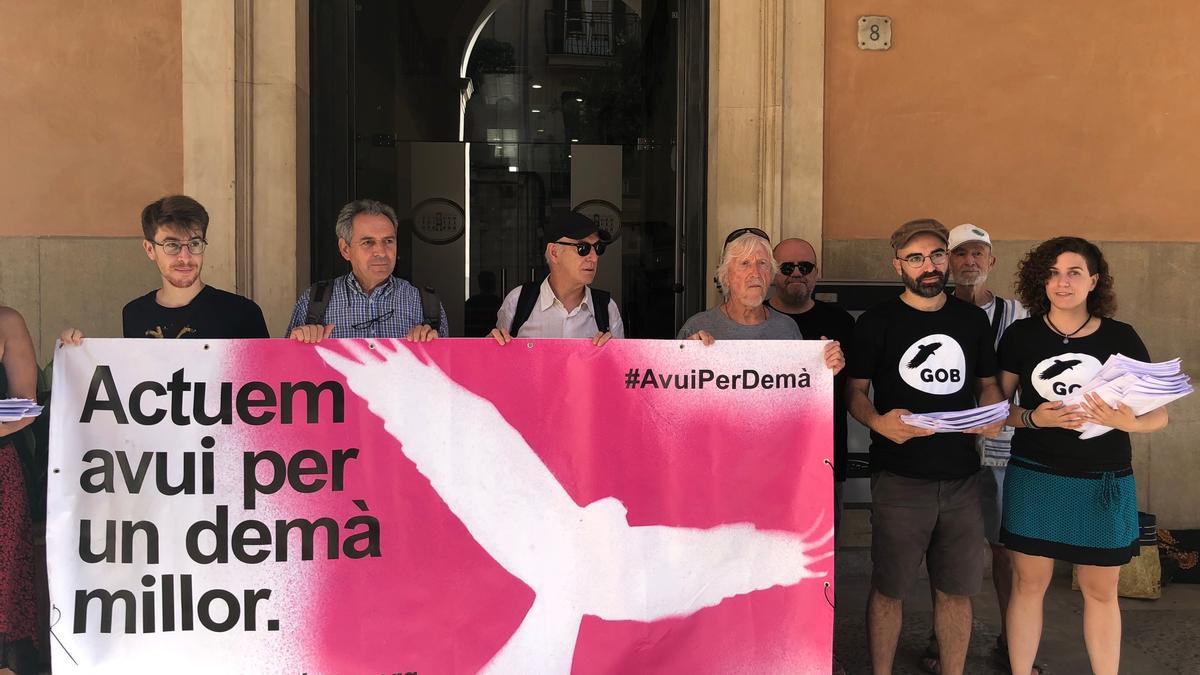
[898,333,967,394]
[1029,352,1103,399]
[847,296,998,480]
[998,317,1150,471]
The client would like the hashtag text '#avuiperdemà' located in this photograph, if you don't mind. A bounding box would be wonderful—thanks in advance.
[629,368,811,391]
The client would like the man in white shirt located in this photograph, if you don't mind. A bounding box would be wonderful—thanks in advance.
[490,212,625,345]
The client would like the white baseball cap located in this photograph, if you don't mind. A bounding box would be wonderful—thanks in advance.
[947,223,992,250]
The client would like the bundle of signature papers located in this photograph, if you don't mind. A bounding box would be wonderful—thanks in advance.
[0,397,42,423]
[901,401,1011,433]
[1062,354,1192,439]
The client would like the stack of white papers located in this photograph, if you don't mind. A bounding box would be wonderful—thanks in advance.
[0,397,42,423]
[901,401,1010,433]
[1062,354,1192,439]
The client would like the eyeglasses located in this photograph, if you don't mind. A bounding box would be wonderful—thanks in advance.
[779,261,816,276]
[895,250,949,268]
[551,240,607,256]
[723,227,770,248]
[351,309,395,330]
[149,238,207,256]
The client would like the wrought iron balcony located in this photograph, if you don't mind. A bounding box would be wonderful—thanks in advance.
[544,10,640,57]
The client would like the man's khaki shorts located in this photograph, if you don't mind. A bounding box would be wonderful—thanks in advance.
[869,470,984,598]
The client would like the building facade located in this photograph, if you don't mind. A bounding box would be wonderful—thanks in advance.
[1,0,1197,525]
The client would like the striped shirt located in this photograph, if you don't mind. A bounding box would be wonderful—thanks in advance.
[981,295,1029,467]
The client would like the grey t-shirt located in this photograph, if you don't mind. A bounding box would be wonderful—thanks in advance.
[677,306,803,340]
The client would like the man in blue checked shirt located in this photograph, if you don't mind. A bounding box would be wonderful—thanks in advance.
[286,199,448,343]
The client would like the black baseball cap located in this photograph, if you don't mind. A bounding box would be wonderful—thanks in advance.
[544,211,610,243]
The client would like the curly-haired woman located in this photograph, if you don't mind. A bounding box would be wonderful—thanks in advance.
[995,237,1168,675]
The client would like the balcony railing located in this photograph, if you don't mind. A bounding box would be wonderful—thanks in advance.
[544,10,640,57]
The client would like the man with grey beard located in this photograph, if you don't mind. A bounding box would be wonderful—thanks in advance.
[941,223,1033,673]
[768,238,855,537]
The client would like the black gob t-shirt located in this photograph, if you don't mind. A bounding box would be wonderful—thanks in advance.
[998,316,1149,472]
[123,285,270,339]
[848,295,997,480]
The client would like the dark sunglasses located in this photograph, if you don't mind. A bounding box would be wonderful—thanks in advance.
[723,227,771,249]
[551,240,607,256]
[779,261,816,276]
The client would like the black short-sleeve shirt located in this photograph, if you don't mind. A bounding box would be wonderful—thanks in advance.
[771,300,856,481]
[847,295,997,480]
[997,316,1149,471]
[123,285,270,339]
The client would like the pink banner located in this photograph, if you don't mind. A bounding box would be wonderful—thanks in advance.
[48,338,833,673]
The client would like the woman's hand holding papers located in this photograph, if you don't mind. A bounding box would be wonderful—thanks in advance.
[1079,392,1168,434]
[1030,400,1086,430]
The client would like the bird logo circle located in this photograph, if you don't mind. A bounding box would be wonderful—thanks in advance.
[1030,353,1103,401]
[898,334,967,395]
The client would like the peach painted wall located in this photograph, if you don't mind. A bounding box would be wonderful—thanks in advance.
[824,2,1200,241]
[0,0,182,237]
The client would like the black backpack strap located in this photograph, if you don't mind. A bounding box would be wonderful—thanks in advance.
[509,282,541,336]
[590,288,611,333]
[990,297,1006,346]
[419,286,441,331]
[304,280,333,326]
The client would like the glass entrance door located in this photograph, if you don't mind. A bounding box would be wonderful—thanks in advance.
[310,0,707,337]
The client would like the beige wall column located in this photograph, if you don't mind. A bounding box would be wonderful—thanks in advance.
[182,0,237,291]
[707,0,825,305]
[249,0,309,334]
[235,0,255,295]
[780,0,825,258]
[182,0,308,334]
[708,0,781,278]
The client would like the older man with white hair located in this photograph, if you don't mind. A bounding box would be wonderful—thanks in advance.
[678,228,844,374]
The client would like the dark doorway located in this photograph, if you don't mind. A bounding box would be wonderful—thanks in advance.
[310,0,707,337]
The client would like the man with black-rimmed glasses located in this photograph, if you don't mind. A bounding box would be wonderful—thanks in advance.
[490,211,624,346]
[845,218,1006,675]
[286,199,448,343]
[60,195,269,344]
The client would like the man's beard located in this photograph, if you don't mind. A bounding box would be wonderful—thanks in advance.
[953,269,988,287]
[903,269,946,298]
[776,281,811,306]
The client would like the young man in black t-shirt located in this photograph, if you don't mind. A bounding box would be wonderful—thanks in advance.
[768,238,855,536]
[60,195,268,344]
[845,219,1005,675]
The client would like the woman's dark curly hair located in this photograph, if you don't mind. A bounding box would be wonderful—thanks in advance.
[1015,237,1116,317]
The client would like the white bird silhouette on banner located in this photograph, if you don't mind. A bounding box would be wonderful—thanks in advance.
[317,340,831,674]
